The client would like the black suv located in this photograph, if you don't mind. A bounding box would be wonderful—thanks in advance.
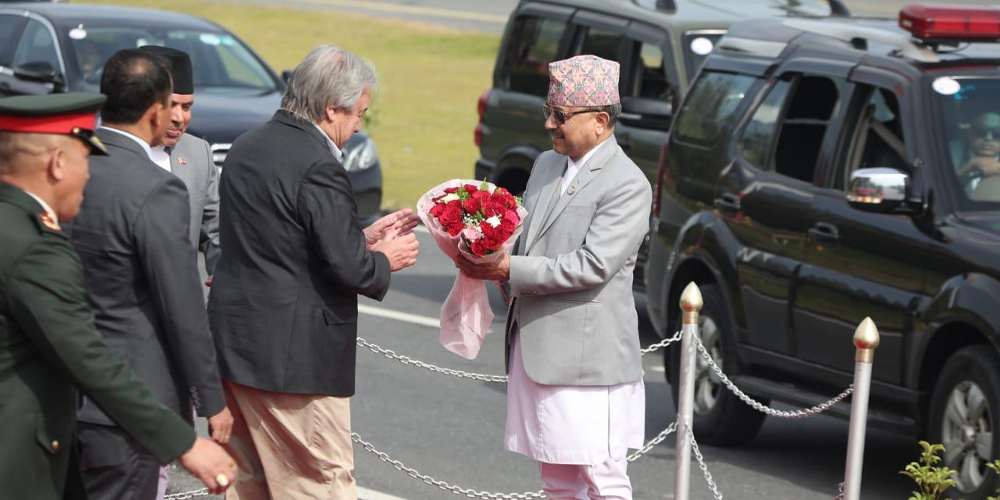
[646,4,1000,498]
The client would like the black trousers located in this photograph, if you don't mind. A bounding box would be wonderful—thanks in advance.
[76,423,160,500]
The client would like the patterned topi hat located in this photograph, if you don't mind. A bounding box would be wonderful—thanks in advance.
[547,55,620,107]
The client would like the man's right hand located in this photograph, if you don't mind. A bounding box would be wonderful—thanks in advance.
[372,232,419,272]
[178,436,238,495]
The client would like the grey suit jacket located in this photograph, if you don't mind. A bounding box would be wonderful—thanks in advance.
[169,133,221,274]
[506,136,653,386]
[69,128,226,426]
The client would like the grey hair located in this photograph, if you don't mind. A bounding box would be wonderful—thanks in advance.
[600,103,622,127]
[281,45,378,123]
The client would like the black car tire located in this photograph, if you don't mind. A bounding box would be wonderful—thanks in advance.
[928,346,1000,500]
[667,283,766,446]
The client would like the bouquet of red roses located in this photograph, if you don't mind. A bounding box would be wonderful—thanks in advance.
[418,179,528,359]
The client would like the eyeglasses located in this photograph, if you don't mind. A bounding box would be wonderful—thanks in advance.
[972,125,999,139]
[542,105,602,124]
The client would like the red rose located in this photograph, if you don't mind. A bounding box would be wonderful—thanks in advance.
[462,196,481,213]
[464,184,479,193]
[500,217,516,233]
[483,232,504,250]
[439,204,462,227]
[483,201,506,217]
[429,204,445,217]
[446,220,464,236]
[471,239,489,256]
[444,187,459,193]
[480,221,498,239]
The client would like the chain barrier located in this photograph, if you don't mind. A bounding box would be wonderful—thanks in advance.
[354,420,678,500]
[686,424,724,500]
[356,330,682,384]
[835,481,846,500]
[357,337,509,383]
[694,336,854,418]
[163,488,211,500]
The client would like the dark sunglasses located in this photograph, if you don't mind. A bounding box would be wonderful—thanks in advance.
[972,125,1000,139]
[543,105,602,124]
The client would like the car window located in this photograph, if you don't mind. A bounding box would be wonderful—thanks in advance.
[739,80,792,169]
[12,19,60,76]
[932,76,1000,209]
[630,41,672,104]
[673,71,756,148]
[837,87,907,189]
[772,75,844,183]
[575,26,622,62]
[66,28,276,92]
[0,16,25,66]
[506,16,567,96]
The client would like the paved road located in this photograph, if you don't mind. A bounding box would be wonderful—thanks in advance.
[170,228,921,500]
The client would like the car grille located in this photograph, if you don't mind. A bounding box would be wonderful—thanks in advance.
[210,143,231,168]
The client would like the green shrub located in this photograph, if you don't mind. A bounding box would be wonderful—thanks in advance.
[900,441,958,500]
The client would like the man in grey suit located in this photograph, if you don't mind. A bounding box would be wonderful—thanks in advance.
[68,48,232,500]
[458,55,652,500]
[140,46,222,277]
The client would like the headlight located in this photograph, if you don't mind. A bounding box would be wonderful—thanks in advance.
[344,137,378,172]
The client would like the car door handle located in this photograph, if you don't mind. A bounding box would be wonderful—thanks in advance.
[713,193,741,212]
[808,222,840,242]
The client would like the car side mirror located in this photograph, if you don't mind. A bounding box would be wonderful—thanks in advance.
[281,69,292,83]
[14,62,62,87]
[619,97,673,131]
[846,167,910,213]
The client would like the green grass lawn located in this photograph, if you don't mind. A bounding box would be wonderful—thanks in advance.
[91,0,501,210]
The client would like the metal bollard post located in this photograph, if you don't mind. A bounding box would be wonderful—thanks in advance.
[674,282,703,500]
[841,317,880,500]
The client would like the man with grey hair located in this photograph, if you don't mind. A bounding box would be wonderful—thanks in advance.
[207,45,419,499]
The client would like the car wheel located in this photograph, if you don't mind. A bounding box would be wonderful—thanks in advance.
[667,283,766,445]
[928,346,1000,499]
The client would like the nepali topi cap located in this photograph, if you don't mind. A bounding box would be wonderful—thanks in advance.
[547,55,620,107]
[139,45,194,95]
[0,93,108,155]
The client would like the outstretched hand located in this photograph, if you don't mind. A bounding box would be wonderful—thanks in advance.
[365,209,419,249]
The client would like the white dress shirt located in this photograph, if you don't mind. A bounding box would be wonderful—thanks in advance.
[100,126,155,161]
[149,145,172,172]
[561,136,611,196]
[311,122,343,161]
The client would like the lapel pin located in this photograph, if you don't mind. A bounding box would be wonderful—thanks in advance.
[38,212,61,231]
[567,186,576,195]
[177,157,187,165]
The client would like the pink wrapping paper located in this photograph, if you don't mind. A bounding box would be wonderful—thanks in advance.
[417,179,528,360]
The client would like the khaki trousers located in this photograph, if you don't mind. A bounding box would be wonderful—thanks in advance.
[223,380,356,500]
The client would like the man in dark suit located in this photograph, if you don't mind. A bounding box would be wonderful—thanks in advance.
[68,49,232,500]
[139,46,222,278]
[0,93,236,500]
[208,45,418,499]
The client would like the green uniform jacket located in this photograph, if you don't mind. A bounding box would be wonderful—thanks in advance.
[0,184,196,500]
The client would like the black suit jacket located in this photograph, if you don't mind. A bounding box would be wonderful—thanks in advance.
[68,128,225,426]
[208,110,390,396]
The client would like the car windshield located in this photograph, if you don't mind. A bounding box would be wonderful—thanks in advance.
[68,27,277,94]
[933,76,1000,212]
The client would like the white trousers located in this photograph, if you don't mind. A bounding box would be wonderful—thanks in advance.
[539,457,632,500]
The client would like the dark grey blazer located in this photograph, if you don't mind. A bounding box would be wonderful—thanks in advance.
[169,133,221,275]
[69,128,226,426]
[208,110,390,397]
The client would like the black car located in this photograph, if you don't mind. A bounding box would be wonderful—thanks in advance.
[646,4,1000,498]
[0,3,382,225]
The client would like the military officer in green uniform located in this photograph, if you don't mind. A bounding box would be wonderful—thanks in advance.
[0,93,237,500]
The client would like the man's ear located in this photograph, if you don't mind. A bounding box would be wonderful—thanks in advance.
[148,101,165,132]
[595,111,610,135]
[47,146,66,182]
[324,102,338,122]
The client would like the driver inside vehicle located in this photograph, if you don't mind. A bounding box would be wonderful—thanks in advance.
[956,111,1000,201]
